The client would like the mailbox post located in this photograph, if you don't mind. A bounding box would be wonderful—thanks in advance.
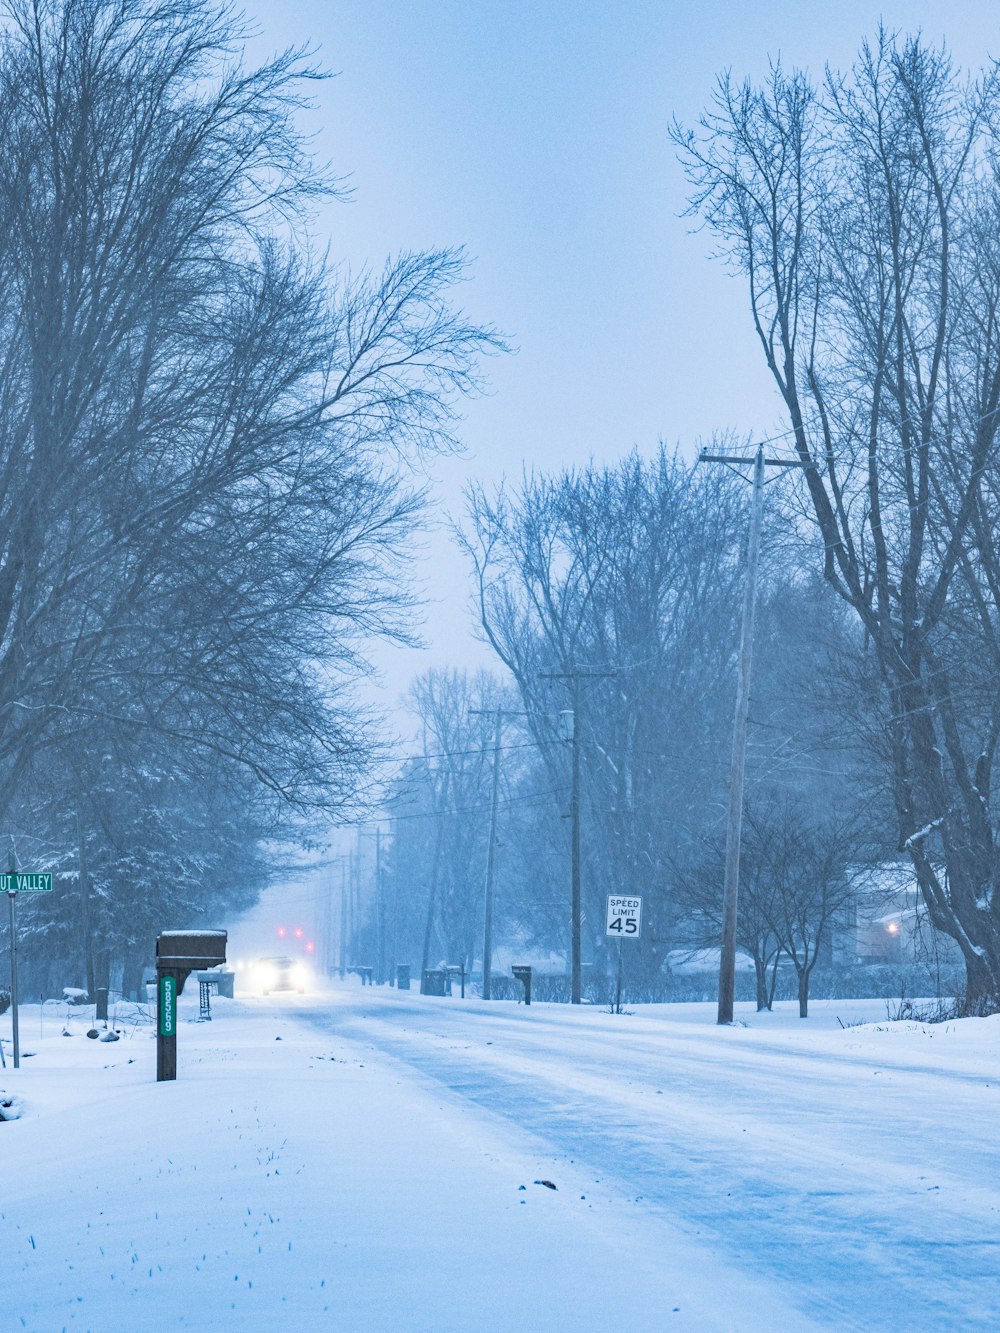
[155,930,227,1082]
[512,965,532,1005]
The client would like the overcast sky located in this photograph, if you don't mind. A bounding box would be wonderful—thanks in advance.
[244,2,1000,719]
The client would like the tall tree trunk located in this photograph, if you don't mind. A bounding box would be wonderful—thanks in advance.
[76,797,95,1001]
[121,946,144,1002]
[964,952,995,1006]
[94,947,111,997]
[754,954,769,1011]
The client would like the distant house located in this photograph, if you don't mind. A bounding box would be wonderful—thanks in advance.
[489,945,567,977]
[664,947,756,977]
[832,863,963,967]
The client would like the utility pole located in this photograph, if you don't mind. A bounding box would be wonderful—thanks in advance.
[354,826,386,982]
[569,677,582,1005]
[481,711,502,1000]
[353,831,362,973]
[541,667,615,1004]
[339,858,348,979]
[322,860,334,977]
[375,825,383,984]
[390,816,400,986]
[470,705,529,999]
[349,848,360,971]
[699,443,810,1024]
[470,709,505,1000]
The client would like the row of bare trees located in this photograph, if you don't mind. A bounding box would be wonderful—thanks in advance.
[0,0,499,995]
[373,671,517,983]
[460,450,751,985]
[345,23,1000,1011]
[372,449,887,1004]
[675,30,1000,1001]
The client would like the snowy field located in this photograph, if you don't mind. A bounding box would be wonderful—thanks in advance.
[2,985,999,1332]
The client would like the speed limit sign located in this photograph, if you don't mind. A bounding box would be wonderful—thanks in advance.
[606,895,642,938]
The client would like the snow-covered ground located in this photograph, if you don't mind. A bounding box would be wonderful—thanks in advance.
[2,985,999,1331]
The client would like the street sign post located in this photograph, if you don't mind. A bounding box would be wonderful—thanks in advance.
[5,866,54,1068]
[606,895,642,1014]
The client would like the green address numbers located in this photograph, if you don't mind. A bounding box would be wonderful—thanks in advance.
[159,975,177,1037]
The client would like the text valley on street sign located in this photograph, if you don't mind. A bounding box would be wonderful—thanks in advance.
[606,895,642,938]
[0,872,52,893]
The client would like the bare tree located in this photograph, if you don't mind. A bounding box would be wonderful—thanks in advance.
[676,836,784,1012]
[676,33,1000,1000]
[750,806,876,1017]
[0,0,502,799]
[461,450,756,984]
[381,669,517,981]
[0,0,504,993]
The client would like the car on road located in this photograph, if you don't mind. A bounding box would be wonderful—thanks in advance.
[254,956,309,995]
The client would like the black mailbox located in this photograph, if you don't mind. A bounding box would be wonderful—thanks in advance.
[155,930,227,1083]
[512,965,532,1005]
[156,930,228,977]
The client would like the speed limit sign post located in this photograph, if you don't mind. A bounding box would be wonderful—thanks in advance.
[606,896,642,1013]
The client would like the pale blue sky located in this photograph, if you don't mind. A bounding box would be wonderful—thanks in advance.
[243,2,1000,707]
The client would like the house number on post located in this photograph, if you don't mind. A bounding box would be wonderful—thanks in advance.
[159,974,177,1037]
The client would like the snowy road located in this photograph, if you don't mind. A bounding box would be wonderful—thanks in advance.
[304,987,1000,1332]
[4,986,1000,1331]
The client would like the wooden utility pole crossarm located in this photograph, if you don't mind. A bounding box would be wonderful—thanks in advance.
[699,454,807,468]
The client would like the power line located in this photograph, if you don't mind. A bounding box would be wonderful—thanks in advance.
[383,736,545,766]
[375,782,573,825]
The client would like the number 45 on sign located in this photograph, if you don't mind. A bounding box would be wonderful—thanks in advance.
[606,895,642,938]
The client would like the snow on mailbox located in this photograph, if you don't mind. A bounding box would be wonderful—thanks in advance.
[155,929,227,1083]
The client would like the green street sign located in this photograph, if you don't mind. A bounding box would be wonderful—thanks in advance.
[159,975,177,1037]
[0,872,52,893]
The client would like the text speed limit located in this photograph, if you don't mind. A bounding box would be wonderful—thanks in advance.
[606,895,642,938]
